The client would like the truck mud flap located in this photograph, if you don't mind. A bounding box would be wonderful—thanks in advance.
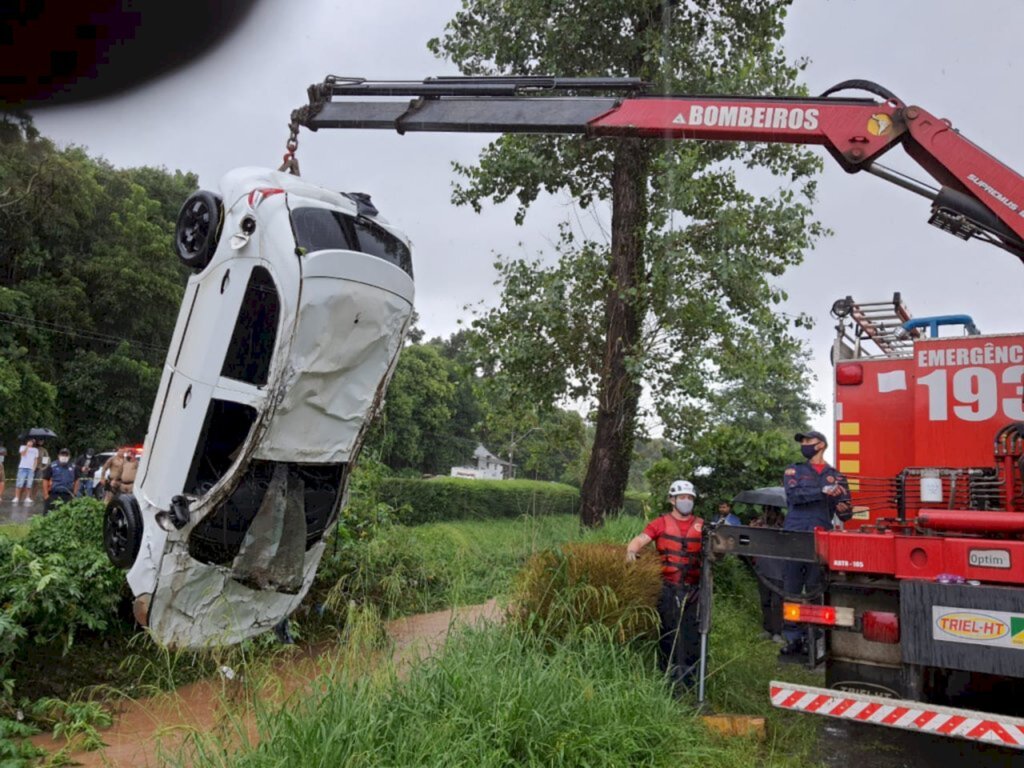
[900,580,1024,677]
[770,680,1024,749]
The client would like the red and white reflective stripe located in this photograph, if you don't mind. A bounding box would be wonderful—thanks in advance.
[770,680,1024,750]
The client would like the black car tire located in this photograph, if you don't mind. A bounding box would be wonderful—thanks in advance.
[104,494,143,569]
[175,190,223,271]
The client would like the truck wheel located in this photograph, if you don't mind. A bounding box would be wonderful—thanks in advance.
[175,190,223,271]
[104,494,143,569]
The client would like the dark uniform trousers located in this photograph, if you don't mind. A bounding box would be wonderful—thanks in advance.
[782,461,850,643]
[657,582,700,691]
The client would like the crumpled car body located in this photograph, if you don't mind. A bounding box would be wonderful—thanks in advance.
[105,167,414,648]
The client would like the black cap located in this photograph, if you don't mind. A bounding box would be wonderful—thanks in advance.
[795,430,828,445]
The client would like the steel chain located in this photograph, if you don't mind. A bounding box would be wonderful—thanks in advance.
[278,109,303,176]
[278,81,334,176]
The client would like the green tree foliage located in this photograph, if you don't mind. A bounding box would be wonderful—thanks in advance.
[431,0,824,525]
[61,345,163,449]
[366,328,593,484]
[0,287,58,445]
[0,114,195,453]
[646,330,822,511]
[646,426,800,517]
[369,343,458,474]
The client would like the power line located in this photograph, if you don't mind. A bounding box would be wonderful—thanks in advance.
[0,311,168,359]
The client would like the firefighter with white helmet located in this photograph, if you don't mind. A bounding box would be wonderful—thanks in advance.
[626,479,704,694]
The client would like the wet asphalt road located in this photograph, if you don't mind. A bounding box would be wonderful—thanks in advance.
[0,493,48,523]
[816,719,1021,767]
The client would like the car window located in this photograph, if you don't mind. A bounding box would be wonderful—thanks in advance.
[221,266,280,386]
[291,206,356,253]
[352,217,413,277]
[184,399,258,496]
[291,206,412,277]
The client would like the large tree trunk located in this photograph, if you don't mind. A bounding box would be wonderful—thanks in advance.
[579,139,649,528]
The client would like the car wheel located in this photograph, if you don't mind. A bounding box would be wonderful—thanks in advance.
[175,190,223,271]
[104,494,143,569]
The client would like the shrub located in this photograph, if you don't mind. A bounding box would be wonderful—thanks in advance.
[512,542,662,643]
[15,498,125,647]
[321,528,449,618]
[0,498,125,717]
[380,477,646,524]
[335,457,405,543]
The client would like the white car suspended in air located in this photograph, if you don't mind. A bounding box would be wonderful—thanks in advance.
[103,167,414,648]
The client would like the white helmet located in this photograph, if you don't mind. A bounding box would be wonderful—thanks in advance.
[668,479,696,498]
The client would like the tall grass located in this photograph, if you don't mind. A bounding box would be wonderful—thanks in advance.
[168,515,820,768]
[512,542,662,643]
[175,619,805,768]
[320,514,592,617]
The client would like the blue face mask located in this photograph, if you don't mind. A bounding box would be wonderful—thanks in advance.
[801,444,819,460]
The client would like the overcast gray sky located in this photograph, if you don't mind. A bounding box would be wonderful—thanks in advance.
[31,0,1024,443]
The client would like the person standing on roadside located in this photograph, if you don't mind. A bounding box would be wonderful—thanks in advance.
[119,449,138,495]
[75,448,99,498]
[750,504,786,642]
[780,430,851,657]
[713,500,742,526]
[0,445,6,500]
[101,448,127,503]
[34,442,50,501]
[43,448,78,513]
[625,479,704,694]
[15,438,39,504]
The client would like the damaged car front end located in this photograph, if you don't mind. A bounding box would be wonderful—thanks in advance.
[104,167,414,648]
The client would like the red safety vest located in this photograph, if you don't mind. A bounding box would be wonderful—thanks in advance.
[655,514,703,585]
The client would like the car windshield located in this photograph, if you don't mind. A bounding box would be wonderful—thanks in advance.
[290,206,412,277]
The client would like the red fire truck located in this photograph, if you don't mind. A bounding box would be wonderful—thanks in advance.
[762,293,1024,748]
[286,76,1024,749]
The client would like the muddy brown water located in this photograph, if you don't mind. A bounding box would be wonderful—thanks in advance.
[31,600,502,767]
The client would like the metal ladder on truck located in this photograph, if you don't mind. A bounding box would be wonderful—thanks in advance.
[830,292,918,360]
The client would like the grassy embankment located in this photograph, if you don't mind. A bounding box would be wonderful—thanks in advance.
[165,515,821,767]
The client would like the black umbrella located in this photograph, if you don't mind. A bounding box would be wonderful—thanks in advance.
[732,486,786,508]
[18,427,58,441]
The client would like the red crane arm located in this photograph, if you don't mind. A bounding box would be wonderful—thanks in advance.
[297,76,1024,262]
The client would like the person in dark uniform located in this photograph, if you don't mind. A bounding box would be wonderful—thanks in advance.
[751,504,786,642]
[626,479,704,694]
[780,430,851,656]
[75,448,99,498]
[42,448,78,514]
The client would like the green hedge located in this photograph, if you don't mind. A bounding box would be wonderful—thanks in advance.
[379,477,648,525]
